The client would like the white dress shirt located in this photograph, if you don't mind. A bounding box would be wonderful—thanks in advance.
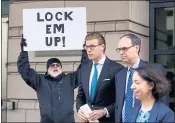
[89,55,110,117]
[89,55,106,93]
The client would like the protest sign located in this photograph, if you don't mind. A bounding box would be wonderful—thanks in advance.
[23,7,86,51]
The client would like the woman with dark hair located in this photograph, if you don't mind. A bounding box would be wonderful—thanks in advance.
[130,64,174,122]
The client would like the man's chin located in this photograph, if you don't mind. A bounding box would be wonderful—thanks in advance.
[49,72,61,78]
[50,73,60,78]
[121,58,128,63]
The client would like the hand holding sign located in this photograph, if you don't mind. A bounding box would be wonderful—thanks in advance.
[21,34,27,52]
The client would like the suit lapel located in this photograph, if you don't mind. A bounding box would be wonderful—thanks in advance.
[148,101,159,122]
[131,105,141,122]
[82,61,92,101]
[138,59,146,67]
[93,58,110,101]
[118,68,128,113]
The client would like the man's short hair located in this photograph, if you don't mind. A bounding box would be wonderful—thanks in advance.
[85,32,106,52]
[120,33,141,54]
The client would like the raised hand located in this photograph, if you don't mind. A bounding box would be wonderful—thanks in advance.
[21,34,27,52]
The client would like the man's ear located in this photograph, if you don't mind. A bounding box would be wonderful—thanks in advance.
[135,45,140,52]
[101,44,105,50]
[135,45,139,49]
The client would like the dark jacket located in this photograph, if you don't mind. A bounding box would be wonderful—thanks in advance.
[115,59,169,122]
[76,57,124,123]
[17,51,80,123]
[131,101,174,122]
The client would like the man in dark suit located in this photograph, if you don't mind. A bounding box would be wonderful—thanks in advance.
[76,32,124,123]
[115,33,169,122]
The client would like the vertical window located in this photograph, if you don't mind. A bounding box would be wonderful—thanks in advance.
[2,0,10,16]
[150,2,175,112]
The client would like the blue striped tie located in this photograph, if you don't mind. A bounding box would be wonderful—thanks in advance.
[124,67,134,122]
[90,63,98,102]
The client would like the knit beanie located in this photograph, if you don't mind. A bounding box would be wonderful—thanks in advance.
[46,58,62,69]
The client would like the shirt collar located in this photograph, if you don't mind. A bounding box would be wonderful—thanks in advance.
[127,58,140,72]
[93,55,106,65]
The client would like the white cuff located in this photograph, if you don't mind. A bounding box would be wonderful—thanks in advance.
[104,108,110,118]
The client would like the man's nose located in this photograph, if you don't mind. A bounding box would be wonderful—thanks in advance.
[86,48,91,52]
[119,50,124,55]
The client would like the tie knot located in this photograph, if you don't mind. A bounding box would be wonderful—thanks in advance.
[129,67,134,72]
[94,63,98,67]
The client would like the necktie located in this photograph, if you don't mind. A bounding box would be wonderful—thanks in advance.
[124,67,134,122]
[90,63,98,102]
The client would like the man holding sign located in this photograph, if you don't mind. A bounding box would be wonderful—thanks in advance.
[17,37,88,122]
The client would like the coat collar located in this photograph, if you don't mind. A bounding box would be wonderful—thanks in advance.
[131,100,160,122]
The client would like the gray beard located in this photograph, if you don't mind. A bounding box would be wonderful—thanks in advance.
[48,70,61,78]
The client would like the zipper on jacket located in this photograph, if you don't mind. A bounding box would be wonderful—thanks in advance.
[50,84,53,120]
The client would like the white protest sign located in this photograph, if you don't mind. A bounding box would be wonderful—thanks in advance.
[23,7,86,51]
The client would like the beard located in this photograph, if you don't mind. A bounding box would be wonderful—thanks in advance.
[48,69,62,78]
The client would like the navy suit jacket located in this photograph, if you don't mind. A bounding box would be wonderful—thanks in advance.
[130,101,174,122]
[76,57,124,122]
[115,59,169,122]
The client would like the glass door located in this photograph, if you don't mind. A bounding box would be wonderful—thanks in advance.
[150,1,175,111]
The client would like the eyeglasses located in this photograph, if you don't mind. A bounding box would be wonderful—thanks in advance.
[49,63,60,68]
[116,45,135,53]
[84,44,102,50]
